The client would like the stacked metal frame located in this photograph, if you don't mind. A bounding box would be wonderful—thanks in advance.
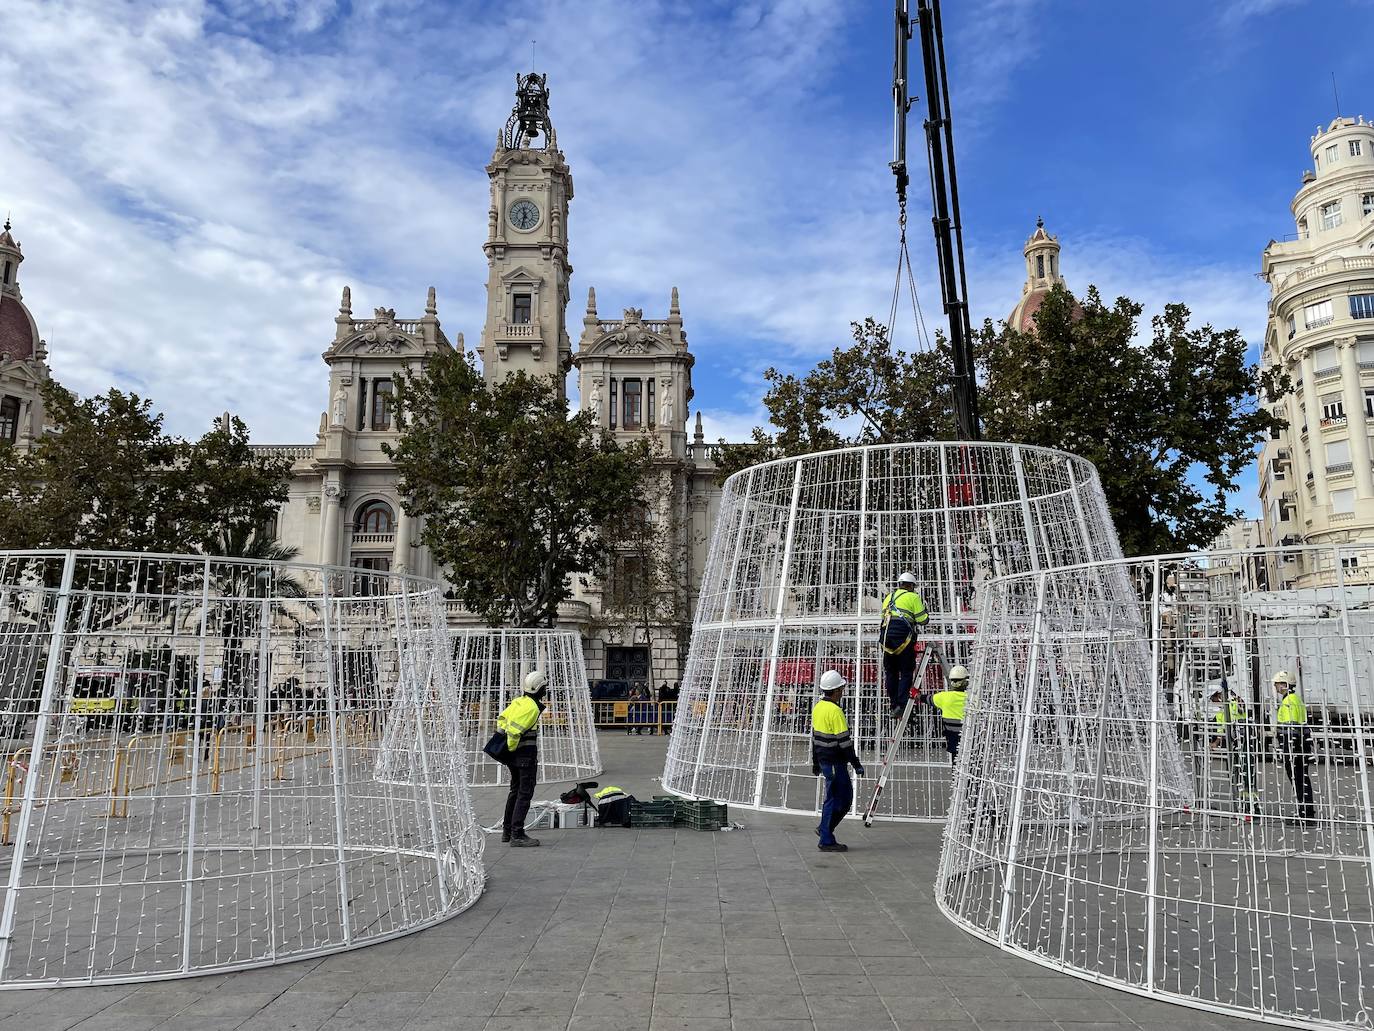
[661,442,1122,821]
[0,550,484,988]
[938,544,1374,1029]
[451,628,600,786]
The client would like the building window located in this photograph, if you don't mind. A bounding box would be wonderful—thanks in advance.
[1322,395,1346,422]
[647,378,656,426]
[1306,301,1335,331]
[512,293,532,324]
[609,378,618,429]
[1365,387,1374,418]
[355,500,395,534]
[609,555,646,608]
[1,261,10,286]
[1271,456,1286,479]
[1352,294,1374,320]
[1326,439,1350,465]
[1036,254,1045,278]
[371,379,393,431]
[1352,140,1364,158]
[1287,314,1297,339]
[622,378,642,430]
[1278,499,1292,521]
[1364,193,1374,217]
[1326,144,1339,165]
[1360,339,1374,366]
[0,396,17,444]
[1333,487,1357,514]
[1049,255,1056,276]
[356,379,368,431]
[351,556,392,596]
[1298,217,1309,238]
[1321,201,1343,230]
[1343,554,1361,570]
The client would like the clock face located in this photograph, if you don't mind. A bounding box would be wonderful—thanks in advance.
[508,199,540,231]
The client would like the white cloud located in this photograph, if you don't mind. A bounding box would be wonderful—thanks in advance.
[0,0,895,442]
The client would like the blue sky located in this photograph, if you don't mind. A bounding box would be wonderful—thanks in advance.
[2,0,1371,516]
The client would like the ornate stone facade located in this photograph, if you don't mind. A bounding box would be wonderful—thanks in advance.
[256,75,727,689]
[0,218,53,450]
[1258,116,1374,588]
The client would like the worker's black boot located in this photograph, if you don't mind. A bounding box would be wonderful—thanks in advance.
[818,841,848,853]
[500,828,512,843]
[510,832,541,847]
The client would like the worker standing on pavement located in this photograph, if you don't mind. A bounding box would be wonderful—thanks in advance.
[931,665,969,766]
[1211,681,1258,816]
[1273,670,1317,824]
[811,670,865,853]
[880,572,930,718]
[498,670,549,847]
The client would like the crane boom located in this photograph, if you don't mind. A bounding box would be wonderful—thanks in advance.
[892,0,980,441]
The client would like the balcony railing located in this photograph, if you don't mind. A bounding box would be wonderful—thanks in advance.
[251,444,315,460]
[1308,315,1336,330]
[1326,462,1353,477]
[497,321,539,339]
[1277,255,1374,293]
[351,532,394,546]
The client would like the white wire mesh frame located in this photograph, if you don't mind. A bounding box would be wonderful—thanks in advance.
[450,628,601,786]
[937,544,1374,1030]
[0,550,485,988]
[662,441,1123,821]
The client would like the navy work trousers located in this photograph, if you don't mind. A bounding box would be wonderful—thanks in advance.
[818,762,853,846]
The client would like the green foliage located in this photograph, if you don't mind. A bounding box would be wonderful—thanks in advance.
[386,349,649,627]
[979,285,1289,554]
[715,318,954,480]
[174,417,293,556]
[723,289,1289,554]
[0,381,291,554]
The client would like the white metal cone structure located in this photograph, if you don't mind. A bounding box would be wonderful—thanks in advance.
[661,441,1124,820]
[0,551,484,988]
[938,544,1374,1029]
[451,628,600,786]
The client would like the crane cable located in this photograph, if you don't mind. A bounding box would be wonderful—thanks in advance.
[888,198,933,355]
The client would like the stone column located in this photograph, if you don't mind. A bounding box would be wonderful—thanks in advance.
[1338,338,1374,497]
[394,509,411,574]
[321,483,344,567]
[1301,352,1330,506]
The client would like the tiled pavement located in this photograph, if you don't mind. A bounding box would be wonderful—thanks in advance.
[1,733,1259,1031]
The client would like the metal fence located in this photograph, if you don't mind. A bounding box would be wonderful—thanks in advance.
[591,700,677,734]
[452,629,600,786]
[661,442,1122,820]
[0,550,484,988]
[937,544,1374,1029]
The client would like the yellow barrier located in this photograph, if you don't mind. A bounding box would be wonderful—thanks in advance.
[209,729,229,794]
[2,748,30,845]
[107,736,139,819]
[593,701,678,734]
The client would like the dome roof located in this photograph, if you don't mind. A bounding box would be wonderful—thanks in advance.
[0,296,38,361]
[1009,288,1051,334]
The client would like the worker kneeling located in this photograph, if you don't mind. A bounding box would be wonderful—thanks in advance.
[812,670,865,853]
[498,670,549,847]
[931,665,968,766]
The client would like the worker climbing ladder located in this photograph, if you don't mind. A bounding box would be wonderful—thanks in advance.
[862,647,947,826]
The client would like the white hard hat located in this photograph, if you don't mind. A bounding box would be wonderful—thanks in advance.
[897,571,917,587]
[949,665,970,683]
[818,670,848,694]
[1272,669,1294,686]
[523,670,549,695]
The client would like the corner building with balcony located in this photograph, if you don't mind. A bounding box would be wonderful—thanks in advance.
[256,75,726,690]
[1259,116,1374,588]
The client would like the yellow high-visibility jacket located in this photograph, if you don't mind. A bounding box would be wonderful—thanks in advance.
[498,695,542,752]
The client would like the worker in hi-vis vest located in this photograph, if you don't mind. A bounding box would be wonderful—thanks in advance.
[1273,670,1317,824]
[497,670,549,847]
[1211,680,1258,813]
[811,670,864,853]
[880,572,930,718]
[931,665,969,766]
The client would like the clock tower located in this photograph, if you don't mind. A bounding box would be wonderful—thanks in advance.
[477,73,573,395]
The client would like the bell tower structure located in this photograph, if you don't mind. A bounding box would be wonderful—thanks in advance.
[477,73,573,395]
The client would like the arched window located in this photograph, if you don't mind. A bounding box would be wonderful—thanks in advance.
[354,500,394,534]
